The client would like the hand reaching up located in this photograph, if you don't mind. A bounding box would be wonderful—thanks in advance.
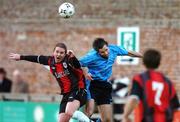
[67,50,74,58]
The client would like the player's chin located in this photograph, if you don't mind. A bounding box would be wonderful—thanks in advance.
[102,55,109,59]
[55,58,61,63]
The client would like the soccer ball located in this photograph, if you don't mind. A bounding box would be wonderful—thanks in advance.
[58,2,75,18]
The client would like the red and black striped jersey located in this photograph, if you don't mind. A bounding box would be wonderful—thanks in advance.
[130,70,179,122]
[20,55,86,94]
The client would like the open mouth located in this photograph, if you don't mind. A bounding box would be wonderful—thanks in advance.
[56,56,61,62]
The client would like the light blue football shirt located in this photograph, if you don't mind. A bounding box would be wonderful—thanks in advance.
[79,44,128,81]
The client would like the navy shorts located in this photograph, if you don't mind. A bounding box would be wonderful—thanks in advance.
[89,80,112,105]
[59,89,87,113]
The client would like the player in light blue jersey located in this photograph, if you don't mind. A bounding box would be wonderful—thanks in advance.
[79,38,142,122]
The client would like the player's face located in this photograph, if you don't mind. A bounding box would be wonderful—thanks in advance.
[98,45,109,59]
[53,47,66,63]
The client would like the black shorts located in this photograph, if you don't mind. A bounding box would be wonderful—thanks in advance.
[59,89,87,113]
[89,80,112,105]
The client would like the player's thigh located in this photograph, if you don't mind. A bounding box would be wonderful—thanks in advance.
[98,104,113,122]
[65,99,80,116]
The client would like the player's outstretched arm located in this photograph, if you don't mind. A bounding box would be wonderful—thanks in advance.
[127,50,143,58]
[9,53,49,65]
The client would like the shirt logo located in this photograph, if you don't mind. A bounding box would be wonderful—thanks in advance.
[63,62,67,68]
[54,69,70,78]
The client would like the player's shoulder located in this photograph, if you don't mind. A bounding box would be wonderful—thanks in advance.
[150,70,172,83]
[108,44,119,52]
[160,72,172,84]
[80,49,97,60]
[46,55,53,60]
[86,49,98,57]
[108,44,126,51]
[133,74,142,81]
[88,49,96,54]
[108,44,118,49]
[133,73,143,86]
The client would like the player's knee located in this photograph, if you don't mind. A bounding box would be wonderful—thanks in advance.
[65,111,74,118]
[85,106,94,117]
[85,109,93,117]
[101,117,111,122]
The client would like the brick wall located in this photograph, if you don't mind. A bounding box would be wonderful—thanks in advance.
[0,0,179,93]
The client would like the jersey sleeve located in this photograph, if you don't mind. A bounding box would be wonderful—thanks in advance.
[170,83,180,110]
[20,55,50,65]
[130,79,143,100]
[79,52,94,67]
[111,45,128,56]
[68,56,81,69]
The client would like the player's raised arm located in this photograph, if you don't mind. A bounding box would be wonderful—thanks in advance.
[66,50,81,69]
[127,50,143,58]
[9,53,49,65]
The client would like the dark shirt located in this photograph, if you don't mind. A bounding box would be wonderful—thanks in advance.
[0,78,12,92]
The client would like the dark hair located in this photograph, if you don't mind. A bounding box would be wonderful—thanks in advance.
[143,49,161,69]
[92,38,108,51]
[0,68,6,75]
[54,43,67,53]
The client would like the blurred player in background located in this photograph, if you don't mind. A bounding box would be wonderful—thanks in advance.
[0,67,12,93]
[9,43,92,122]
[79,38,142,122]
[12,69,29,93]
[122,49,180,122]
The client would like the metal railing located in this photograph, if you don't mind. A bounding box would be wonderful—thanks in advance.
[0,93,129,121]
[0,93,179,121]
[0,93,62,102]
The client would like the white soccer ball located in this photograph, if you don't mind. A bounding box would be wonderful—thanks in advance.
[58,2,75,18]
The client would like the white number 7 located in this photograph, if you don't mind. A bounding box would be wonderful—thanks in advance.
[152,81,164,105]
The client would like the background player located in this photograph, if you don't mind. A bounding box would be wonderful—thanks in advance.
[122,49,180,122]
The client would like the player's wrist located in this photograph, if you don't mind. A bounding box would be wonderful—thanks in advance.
[20,55,24,60]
